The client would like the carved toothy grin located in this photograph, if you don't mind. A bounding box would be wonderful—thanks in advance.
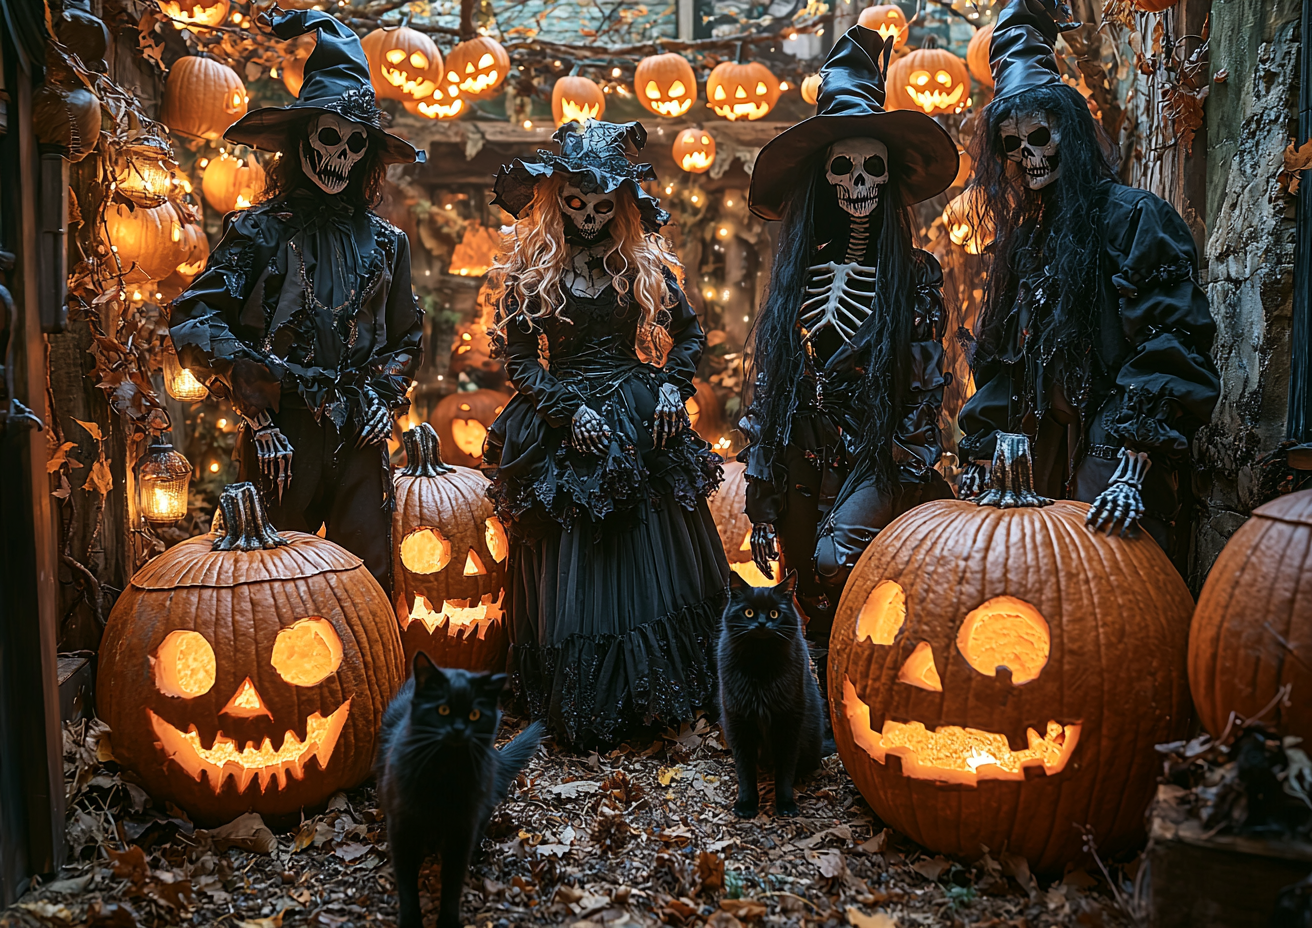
[905,84,964,114]
[149,700,351,793]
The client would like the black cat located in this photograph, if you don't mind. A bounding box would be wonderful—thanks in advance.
[717,571,827,817]
[377,654,545,928]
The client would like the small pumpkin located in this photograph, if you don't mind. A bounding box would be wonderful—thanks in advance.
[33,85,101,162]
[800,73,822,106]
[96,483,405,826]
[1189,490,1312,743]
[103,201,186,284]
[362,26,442,101]
[967,24,994,89]
[829,434,1193,872]
[706,61,780,121]
[430,388,511,468]
[202,151,265,214]
[161,56,248,141]
[404,81,465,120]
[709,461,779,586]
[635,53,697,118]
[552,75,606,126]
[887,38,970,116]
[857,4,910,49]
[672,128,716,174]
[392,425,509,674]
[445,37,509,99]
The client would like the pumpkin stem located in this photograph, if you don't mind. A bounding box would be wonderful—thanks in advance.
[976,433,1053,510]
[401,423,456,477]
[211,482,291,551]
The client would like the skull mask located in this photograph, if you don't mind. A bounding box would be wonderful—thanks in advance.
[826,138,889,218]
[1001,110,1060,190]
[559,183,616,242]
[300,114,369,196]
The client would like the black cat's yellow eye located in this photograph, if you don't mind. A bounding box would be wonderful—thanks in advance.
[744,608,755,617]
[769,610,779,618]
[469,709,481,721]
[438,704,451,715]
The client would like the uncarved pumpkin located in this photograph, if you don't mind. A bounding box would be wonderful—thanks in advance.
[362,26,442,101]
[104,201,186,284]
[96,483,404,826]
[709,461,779,587]
[392,424,509,674]
[887,39,970,116]
[202,151,264,214]
[685,378,723,442]
[635,53,697,118]
[445,37,509,99]
[430,388,511,468]
[1189,490,1312,743]
[552,75,606,126]
[967,24,994,89]
[161,56,248,141]
[828,434,1194,873]
[706,61,780,121]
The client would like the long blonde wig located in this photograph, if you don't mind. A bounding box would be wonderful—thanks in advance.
[489,175,680,362]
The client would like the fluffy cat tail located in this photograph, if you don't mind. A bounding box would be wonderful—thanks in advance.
[493,721,546,800]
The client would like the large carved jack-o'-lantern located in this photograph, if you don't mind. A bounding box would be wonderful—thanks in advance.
[829,434,1193,872]
[392,425,509,673]
[97,483,404,826]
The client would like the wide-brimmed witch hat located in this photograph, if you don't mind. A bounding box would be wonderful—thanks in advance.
[224,9,424,165]
[749,25,958,221]
[989,0,1080,105]
[492,120,669,231]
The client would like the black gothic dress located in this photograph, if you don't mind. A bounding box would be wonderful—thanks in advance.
[484,269,729,744]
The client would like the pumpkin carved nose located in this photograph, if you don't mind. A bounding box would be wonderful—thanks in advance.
[221,677,272,719]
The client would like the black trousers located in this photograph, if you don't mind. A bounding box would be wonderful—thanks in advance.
[237,404,393,596]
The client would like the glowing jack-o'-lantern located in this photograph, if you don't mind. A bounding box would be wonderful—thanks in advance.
[155,0,229,30]
[404,81,465,120]
[942,186,993,256]
[430,388,510,468]
[857,4,910,49]
[709,461,780,587]
[552,76,606,126]
[829,434,1193,872]
[161,56,248,141]
[635,53,697,117]
[96,483,404,825]
[706,61,780,121]
[445,37,510,99]
[673,128,716,174]
[392,425,509,673]
[800,73,822,106]
[887,39,970,116]
[362,26,442,101]
[201,150,264,214]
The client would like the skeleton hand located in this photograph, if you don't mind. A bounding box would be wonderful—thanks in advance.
[750,522,778,580]
[1086,448,1151,536]
[245,411,293,502]
[356,390,393,448]
[571,405,612,456]
[653,382,689,448]
[959,462,988,500]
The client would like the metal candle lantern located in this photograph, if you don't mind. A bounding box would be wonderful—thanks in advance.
[138,439,192,525]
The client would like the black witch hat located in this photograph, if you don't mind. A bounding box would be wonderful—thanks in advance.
[491,120,669,231]
[989,0,1080,105]
[749,25,958,221]
[224,9,424,165]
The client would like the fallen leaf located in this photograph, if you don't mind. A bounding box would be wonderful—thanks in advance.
[808,847,846,879]
[17,900,76,922]
[857,829,889,853]
[333,841,370,862]
[795,824,854,849]
[86,458,114,495]
[203,812,277,854]
[43,873,94,894]
[546,780,601,798]
[910,855,950,881]
[72,417,103,441]
[707,911,743,928]
[236,912,285,928]
[999,849,1038,899]
[108,845,150,888]
[695,850,724,893]
[720,899,767,919]
[847,907,897,928]
[658,765,683,786]
[86,900,140,928]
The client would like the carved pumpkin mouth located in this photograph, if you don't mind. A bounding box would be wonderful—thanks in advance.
[401,592,504,638]
[905,83,965,114]
[651,98,692,117]
[149,699,351,794]
[841,678,1079,787]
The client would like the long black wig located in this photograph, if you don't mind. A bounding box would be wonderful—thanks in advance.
[746,148,920,492]
[968,84,1119,367]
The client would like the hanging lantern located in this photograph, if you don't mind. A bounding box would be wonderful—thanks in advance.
[706,61,780,121]
[967,24,994,89]
[551,75,606,126]
[673,128,715,174]
[114,143,175,207]
[161,56,248,141]
[445,37,509,99]
[448,222,502,277]
[154,0,230,30]
[634,53,697,118]
[201,151,264,213]
[857,4,911,49]
[800,73,822,105]
[887,38,970,116]
[104,202,186,283]
[362,26,442,101]
[280,34,316,97]
[163,338,209,401]
[941,186,992,255]
[137,438,192,524]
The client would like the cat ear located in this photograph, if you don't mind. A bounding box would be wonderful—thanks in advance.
[728,571,749,594]
[412,651,442,687]
[777,569,798,595]
[485,673,509,696]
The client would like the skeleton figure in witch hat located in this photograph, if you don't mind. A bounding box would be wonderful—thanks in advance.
[171,10,425,593]
[740,25,959,650]
[957,0,1219,561]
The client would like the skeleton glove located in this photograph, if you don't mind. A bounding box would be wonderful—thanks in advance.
[245,410,294,502]
[959,462,988,500]
[1085,448,1151,536]
[653,382,689,448]
[356,388,393,449]
[750,522,779,580]
[571,404,612,457]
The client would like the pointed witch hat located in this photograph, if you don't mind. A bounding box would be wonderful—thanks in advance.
[224,9,425,165]
[988,0,1081,105]
[749,25,958,221]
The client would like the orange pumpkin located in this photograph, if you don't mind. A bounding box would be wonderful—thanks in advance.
[96,483,405,826]
[829,434,1193,872]
[392,425,509,674]
[967,24,994,88]
[635,53,697,117]
[706,61,780,121]
[1189,490,1312,743]
[280,34,316,98]
[552,75,606,126]
[445,37,509,99]
[685,378,723,441]
[709,461,779,587]
[857,4,910,49]
[672,127,715,174]
[202,151,264,214]
[887,39,970,116]
[103,201,186,284]
[1134,0,1177,10]
[362,26,442,101]
[941,185,992,255]
[161,56,248,141]
[155,0,230,30]
[430,388,511,468]
[800,73,822,106]
[404,80,466,120]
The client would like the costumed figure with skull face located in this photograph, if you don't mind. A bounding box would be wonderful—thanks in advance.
[740,25,960,652]
[171,11,424,593]
[483,121,729,745]
[957,0,1219,561]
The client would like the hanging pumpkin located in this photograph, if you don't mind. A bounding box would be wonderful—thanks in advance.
[552,76,606,126]
[887,38,970,116]
[706,61,780,121]
[103,201,186,284]
[709,462,779,587]
[672,127,716,174]
[280,34,317,97]
[445,37,509,99]
[161,56,248,141]
[361,26,442,101]
[154,0,230,30]
[634,53,697,118]
[857,4,910,50]
[828,434,1193,872]
[684,378,723,442]
[33,85,101,162]
[800,73,822,106]
[202,151,265,214]
[967,24,994,89]
[430,388,511,468]
[942,186,992,255]
[404,81,465,120]
[113,141,175,207]
[392,425,509,674]
[1189,490,1312,743]
[96,483,405,826]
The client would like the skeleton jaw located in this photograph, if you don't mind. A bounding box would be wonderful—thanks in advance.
[837,188,880,217]
[301,140,351,195]
[1021,154,1060,189]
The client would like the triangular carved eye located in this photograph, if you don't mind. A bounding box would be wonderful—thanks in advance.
[464,549,487,576]
[896,641,942,692]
